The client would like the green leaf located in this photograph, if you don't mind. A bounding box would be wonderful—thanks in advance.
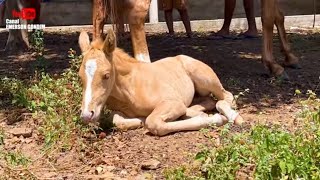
[286,163,294,173]
[279,161,286,173]
[195,151,207,161]
[295,89,301,95]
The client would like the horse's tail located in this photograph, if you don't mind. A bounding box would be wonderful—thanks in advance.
[108,0,128,34]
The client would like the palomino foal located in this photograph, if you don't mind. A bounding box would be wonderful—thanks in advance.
[78,29,243,136]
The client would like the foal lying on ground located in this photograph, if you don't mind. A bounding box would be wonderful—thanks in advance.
[78,29,243,136]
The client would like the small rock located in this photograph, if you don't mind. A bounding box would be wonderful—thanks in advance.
[120,169,127,176]
[130,170,138,176]
[106,165,116,172]
[135,173,154,180]
[141,159,161,170]
[9,128,32,138]
[99,132,107,139]
[95,166,104,175]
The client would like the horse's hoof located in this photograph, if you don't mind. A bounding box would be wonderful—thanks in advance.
[285,63,302,69]
[276,71,290,81]
[234,115,244,126]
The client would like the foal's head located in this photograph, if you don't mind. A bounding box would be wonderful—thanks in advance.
[78,29,116,123]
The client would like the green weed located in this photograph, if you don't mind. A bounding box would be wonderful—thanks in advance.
[30,30,47,72]
[0,47,87,150]
[3,151,31,167]
[165,90,320,179]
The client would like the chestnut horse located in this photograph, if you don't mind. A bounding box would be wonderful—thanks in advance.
[92,0,300,78]
[261,0,300,79]
[92,0,151,63]
[78,29,243,136]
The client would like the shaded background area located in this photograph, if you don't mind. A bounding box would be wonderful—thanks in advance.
[0,0,318,26]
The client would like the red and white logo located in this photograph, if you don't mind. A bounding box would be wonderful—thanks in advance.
[12,8,36,20]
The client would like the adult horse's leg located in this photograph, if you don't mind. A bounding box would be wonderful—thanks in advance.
[4,0,30,52]
[261,0,288,79]
[127,0,151,63]
[129,23,150,62]
[274,2,300,69]
[5,30,28,52]
[92,0,106,40]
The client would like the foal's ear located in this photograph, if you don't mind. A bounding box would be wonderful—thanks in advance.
[103,29,116,56]
[79,31,91,52]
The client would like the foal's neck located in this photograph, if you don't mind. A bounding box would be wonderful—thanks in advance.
[113,48,140,75]
[109,48,140,100]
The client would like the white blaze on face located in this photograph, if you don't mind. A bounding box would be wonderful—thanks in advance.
[84,59,97,112]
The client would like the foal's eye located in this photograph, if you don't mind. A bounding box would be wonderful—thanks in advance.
[104,73,110,80]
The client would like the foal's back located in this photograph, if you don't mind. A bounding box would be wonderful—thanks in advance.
[129,55,196,105]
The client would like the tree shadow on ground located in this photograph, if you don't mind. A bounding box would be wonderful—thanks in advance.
[0,31,319,114]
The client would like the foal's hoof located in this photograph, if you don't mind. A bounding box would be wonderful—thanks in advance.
[285,63,302,69]
[276,71,290,81]
[234,115,244,126]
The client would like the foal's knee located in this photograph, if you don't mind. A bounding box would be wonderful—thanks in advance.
[145,120,167,136]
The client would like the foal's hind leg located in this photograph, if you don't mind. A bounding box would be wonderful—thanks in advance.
[145,101,227,136]
[181,56,243,125]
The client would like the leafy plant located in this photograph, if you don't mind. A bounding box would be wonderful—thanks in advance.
[0,48,87,150]
[30,30,47,72]
[4,151,31,167]
[165,90,320,179]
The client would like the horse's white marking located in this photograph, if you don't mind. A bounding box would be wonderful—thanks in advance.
[225,109,239,123]
[135,53,151,63]
[84,59,97,112]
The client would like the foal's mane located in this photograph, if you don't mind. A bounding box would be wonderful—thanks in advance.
[90,39,139,64]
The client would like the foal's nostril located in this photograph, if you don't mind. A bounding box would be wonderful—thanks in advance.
[80,110,94,122]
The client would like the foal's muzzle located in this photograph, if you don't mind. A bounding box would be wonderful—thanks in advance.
[80,110,94,123]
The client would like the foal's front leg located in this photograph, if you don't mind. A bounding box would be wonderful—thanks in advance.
[111,111,145,130]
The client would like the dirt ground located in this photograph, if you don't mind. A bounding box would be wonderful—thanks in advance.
[0,29,319,179]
